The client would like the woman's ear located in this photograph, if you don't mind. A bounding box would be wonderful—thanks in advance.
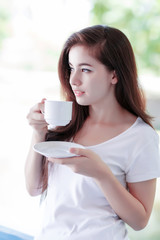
[111,70,118,84]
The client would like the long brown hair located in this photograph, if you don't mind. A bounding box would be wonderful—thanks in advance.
[42,25,152,192]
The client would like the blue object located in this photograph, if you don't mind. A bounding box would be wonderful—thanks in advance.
[0,226,33,240]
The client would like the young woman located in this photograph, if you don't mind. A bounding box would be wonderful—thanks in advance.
[25,25,160,240]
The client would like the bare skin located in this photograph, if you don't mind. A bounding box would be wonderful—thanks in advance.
[25,99,48,196]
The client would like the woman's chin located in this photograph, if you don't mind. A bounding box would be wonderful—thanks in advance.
[77,101,89,106]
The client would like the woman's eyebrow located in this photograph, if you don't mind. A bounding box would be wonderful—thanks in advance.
[69,62,93,67]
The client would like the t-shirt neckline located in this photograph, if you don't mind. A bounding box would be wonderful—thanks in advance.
[81,117,141,148]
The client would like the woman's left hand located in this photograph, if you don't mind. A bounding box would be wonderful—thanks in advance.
[48,148,108,179]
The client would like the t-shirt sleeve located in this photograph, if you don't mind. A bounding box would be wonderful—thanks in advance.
[126,133,160,183]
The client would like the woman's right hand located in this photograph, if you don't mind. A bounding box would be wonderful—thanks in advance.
[27,98,48,137]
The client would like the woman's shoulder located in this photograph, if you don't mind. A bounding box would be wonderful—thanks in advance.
[132,117,159,143]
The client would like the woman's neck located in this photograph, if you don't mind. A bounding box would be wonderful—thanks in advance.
[89,100,127,124]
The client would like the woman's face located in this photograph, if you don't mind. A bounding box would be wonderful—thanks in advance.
[68,45,117,107]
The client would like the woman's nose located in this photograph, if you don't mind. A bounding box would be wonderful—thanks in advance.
[69,71,81,86]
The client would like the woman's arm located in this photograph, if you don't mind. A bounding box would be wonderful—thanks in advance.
[48,148,157,230]
[95,169,156,231]
[25,99,48,196]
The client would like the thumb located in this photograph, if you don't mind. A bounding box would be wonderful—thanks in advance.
[40,98,47,114]
[70,147,92,157]
[41,98,46,103]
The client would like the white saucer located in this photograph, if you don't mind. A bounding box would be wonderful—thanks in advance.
[33,141,85,158]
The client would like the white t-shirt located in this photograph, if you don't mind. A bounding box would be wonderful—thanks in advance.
[35,117,160,240]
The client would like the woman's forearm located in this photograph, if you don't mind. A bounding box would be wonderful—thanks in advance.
[94,167,156,230]
[25,132,46,196]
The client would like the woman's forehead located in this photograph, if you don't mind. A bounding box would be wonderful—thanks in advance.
[68,44,100,63]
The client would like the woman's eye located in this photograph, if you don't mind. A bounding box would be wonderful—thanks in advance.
[82,68,91,72]
[69,67,74,72]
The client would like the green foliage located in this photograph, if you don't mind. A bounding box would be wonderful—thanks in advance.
[90,0,160,75]
[0,7,10,48]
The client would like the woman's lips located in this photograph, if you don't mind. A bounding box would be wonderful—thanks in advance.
[74,90,85,97]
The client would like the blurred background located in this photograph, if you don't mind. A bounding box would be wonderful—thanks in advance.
[0,0,159,239]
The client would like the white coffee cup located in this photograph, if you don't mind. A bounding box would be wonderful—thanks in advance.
[44,100,73,129]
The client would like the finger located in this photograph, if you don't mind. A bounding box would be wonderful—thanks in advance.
[27,112,45,121]
[47,156,79,165]
[69,148,92,157]
[47,157,67,164]
[28,120,47,126]
[31,112,45,121]
[31,101,45,113]
[40,98,46,113]
[41,98,46,103]
[27,114,47,126]
[30,124,47,132]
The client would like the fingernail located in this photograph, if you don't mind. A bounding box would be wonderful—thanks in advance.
[70,148,76,153]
